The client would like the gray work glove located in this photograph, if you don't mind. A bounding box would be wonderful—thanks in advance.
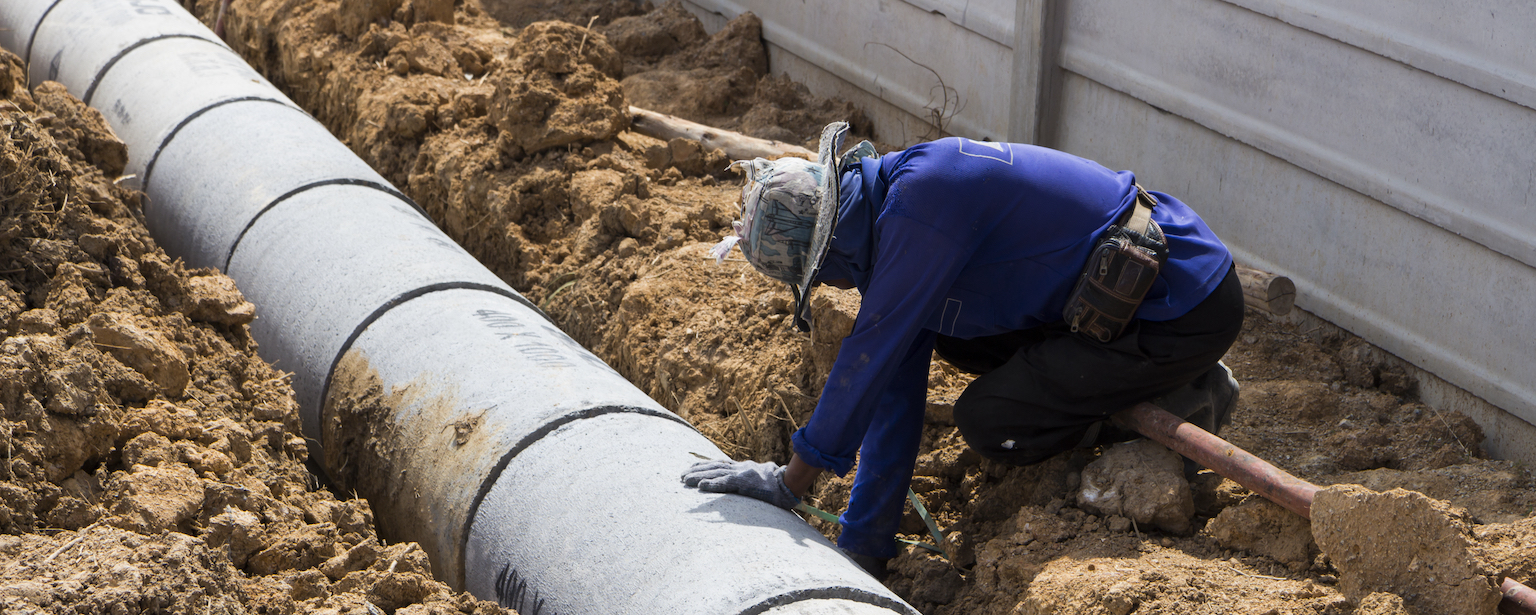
[681,459,800,510]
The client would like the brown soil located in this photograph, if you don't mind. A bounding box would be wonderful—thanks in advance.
[0,51,506,615]
[8,0,1534,613]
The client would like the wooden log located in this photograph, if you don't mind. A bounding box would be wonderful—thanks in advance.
[1235,264,1296,316]
[628,106,815,161]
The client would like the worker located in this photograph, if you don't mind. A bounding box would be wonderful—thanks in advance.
[682,122,1243,579]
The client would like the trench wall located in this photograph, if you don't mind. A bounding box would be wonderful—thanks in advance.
[0,1,920,612]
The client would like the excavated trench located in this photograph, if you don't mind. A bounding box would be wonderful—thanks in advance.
[5,0,1536,614]
[1,0,912,613]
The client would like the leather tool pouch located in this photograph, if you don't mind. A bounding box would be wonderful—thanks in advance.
[1062,187,1168,343]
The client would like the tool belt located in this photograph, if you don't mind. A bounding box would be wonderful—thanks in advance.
[1062,184,1169,343]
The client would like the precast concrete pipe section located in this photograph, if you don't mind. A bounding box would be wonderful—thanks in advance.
[0,2,918,613]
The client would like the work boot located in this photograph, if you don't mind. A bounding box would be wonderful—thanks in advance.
[1152,361,1239,478]
[1152,361,1239,436]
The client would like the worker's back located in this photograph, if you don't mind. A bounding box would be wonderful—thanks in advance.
[826,138,1232,337]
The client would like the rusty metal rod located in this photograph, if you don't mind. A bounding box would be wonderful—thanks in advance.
[1114,402,1536,614]
[1113,402,1320,519]
[1502,578,1536,615]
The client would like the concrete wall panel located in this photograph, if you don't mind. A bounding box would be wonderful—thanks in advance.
[1059,0,1536,269]
[1054,71,1536,431]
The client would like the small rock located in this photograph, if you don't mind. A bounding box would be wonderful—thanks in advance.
[941,530,974,568]
[1077,439,1194,534]
[321,538,381,580]
[180,275,256,326]
[122,432,177,468]
[1356,592,1412,615]
[44,361,102,415]
[176,441,234,476]
[1102,582,1137,615]
[615,237,639,258]
[87,312,190,396]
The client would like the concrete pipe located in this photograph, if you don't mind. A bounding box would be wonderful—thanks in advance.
[0,1,919,613]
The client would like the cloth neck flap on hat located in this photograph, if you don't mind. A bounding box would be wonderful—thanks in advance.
[791,121,850,331]
[816,156,884,290]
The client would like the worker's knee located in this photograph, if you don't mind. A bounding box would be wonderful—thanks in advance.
[952,388,1124,466]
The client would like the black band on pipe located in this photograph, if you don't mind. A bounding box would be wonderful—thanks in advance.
[221,177,429,270]
[456,403,696,590]
[143,95,436,267]
[140,95,293,197]
[736,587,920,615]
[22,0,65,76]
[82,33,216,105]
[307,281,687,592]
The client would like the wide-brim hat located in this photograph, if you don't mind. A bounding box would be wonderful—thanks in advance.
[791,121,850,332]
[712,121,850,332]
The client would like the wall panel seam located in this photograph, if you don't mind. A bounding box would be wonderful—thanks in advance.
[898,0,1015,46]
[1059,44,1536,271]
[1217,0,1536,112]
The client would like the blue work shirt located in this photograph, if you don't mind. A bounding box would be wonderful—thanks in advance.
[791,138,1232,558]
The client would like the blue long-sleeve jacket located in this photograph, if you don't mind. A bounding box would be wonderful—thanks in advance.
[791,138,1232,558]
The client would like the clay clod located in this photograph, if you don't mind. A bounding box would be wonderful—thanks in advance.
[1311,485,1502,615]
[1206,496,1315,569]
[491,21,629,157]
[87,312,191,397]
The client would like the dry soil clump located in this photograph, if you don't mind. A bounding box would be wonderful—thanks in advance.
[1312,485,1506,615]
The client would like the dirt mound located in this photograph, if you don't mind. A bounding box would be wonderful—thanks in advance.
[607,1,872,147]
[173,0,1536,613]
[484,0,874,147]
[0,51,506,614]
[1312,485,1503,615]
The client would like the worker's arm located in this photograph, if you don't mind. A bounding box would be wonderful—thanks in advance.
[680,330,929,528]
[831,330,934,559]
[789,214,968,476]
[679,215,963,512]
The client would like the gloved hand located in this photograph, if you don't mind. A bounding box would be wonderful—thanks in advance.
[681,459,800,510]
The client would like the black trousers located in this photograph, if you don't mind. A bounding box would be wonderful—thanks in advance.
[936,265,1244,466]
